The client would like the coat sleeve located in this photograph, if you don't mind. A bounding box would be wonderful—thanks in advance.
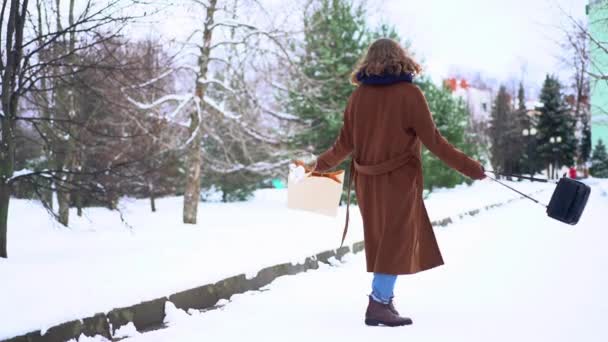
[315,98,354,172]
[408,85,484,180]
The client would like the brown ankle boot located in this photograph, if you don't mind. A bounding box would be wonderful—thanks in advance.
[388,297,399,315]
[365,296,413,327]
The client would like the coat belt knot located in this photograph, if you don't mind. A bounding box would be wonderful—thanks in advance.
[340,152,421,248]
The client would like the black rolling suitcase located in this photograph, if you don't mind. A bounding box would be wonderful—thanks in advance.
[546,178,591,225]
[485,172,591,226]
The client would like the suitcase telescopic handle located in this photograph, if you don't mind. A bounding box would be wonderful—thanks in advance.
[484,170,559,184]
[485,173,549,208]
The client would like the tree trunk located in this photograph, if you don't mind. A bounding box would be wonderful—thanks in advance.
[183,131,202,224]
[50,0,77,228]
[44,187,54,210]
[0,0,28,258]
[0,182,10,258]
[182,0,218,225]
[0,113,14,259]
[57,190,70,226]
[149,183,156,213]
[55,152,75,226]
[110,196,118,210]
[76,191,83,217]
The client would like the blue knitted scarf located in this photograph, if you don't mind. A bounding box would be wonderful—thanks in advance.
[356,72,414,85]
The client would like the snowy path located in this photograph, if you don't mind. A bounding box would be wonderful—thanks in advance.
[1,181,552,339]
[124,183,608,342]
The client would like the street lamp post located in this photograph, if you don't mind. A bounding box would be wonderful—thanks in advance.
[549,136,562,179]
[522,127,537,175]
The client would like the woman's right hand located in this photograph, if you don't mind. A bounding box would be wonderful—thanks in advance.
[293,159,316,173]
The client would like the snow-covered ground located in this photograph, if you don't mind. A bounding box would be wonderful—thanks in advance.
[119,178,608,342]
[0,179,563,340]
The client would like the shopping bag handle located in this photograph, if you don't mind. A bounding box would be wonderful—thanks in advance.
[292,160,343,184]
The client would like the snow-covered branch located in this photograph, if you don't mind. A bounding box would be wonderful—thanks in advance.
[210,19,257,31]
[123,69,175,90]
[260,107,300,122]
[240,124,281,146]
[202,96,241,120]
[125,93,193,111]
[198,77,235,92]
[5,169,44,183]
[202,95,283,145]
[202,156,292,174]
[177,64,200,73]
[209,29,284,50]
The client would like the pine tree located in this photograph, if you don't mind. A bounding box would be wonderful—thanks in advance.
[515,83,541,175]
[489,85,512,175]
[507,83,527,175]
[590,139,608,178]
[536,75,578,178]
[417,78,480,190]
[288,0,369,155]
[370,22,400,41]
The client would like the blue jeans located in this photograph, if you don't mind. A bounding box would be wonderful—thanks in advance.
[371,273,398,304]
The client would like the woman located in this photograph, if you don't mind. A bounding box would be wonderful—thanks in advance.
[312,38,486,327]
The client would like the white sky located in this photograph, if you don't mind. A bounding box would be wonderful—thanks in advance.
[123,0,589,98]
[371,0,588,93]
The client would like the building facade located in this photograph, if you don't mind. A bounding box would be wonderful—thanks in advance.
[444,78,493,123]
[587,0,608,148]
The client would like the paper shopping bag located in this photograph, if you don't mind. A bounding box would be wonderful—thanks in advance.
[287,168,345,217]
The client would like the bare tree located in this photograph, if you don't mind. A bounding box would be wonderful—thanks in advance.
[558,8,594,171]
[559,2,607,118]
[0,0,137,258]
[123,0,302,224]
[120,39,186,212]
[562,21,591,117]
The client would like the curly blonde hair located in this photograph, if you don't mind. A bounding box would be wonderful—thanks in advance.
[350,38,422,85]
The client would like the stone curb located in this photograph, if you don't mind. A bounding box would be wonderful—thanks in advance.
[1,191,544,342]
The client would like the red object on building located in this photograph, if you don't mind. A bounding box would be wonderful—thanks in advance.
[445,78,458,92]
[569,167,577,179]
[460,79,469,89]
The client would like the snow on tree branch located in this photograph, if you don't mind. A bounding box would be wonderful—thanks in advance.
[124,69,176,90]
[167,95,195,120]
[210,20,257,31]
[202,96,241,120]
[6,169,44,183]
[124,93,192,111]
[260,107,300,122]
[198,77,235,92]
[202,96,283,145]
[202,156,292,174]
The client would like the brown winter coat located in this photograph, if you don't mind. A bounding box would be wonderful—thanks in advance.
[315,82,484,275]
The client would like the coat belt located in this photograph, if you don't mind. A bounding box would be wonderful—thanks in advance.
[339,153,420,248]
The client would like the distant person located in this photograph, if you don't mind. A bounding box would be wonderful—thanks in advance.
[311,38,485,327]
[569,166,577,179]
